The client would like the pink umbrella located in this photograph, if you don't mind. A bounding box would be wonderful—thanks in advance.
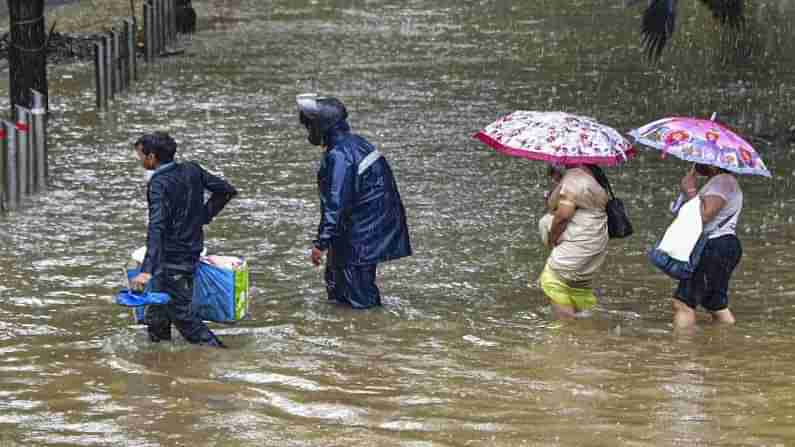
[474,111,636,166]
[629,115,771,177]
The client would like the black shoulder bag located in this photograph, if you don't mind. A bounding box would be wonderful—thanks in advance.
[589,166,633,239]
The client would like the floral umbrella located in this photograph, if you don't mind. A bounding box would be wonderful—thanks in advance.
[629,116,771,177]
[474,111,636,166]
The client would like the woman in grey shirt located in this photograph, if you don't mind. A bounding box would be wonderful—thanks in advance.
[673,163,743,329]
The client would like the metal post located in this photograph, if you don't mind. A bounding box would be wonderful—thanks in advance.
[152,0,160,57]
[126,18,137,81]
[173,0,179,41]
[150,1,156,58]
[170,0,177,44]
[166,0,172,45]
[94,40,105,110]
[111,29,121,94]
[3,121,18,210]
[0,124,5,211]
[25,112,34,195]
[14,107,30,198]
[121,26,129,91]
[109,31,116,95]
[31,90,47,192]
[104,34,113,101]
[163,0,170,46]
[153,0,160,56]
[123,26,130,89]
[158,0,165,53]
[122,21,129,87]
[144,2,153,63]
[117,27,126,92]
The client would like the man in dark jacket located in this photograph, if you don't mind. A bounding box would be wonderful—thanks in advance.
[297,94,412,309]
[130,132,237,347]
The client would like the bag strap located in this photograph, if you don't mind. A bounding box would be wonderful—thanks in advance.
[604,177,616,201]
[587,165,616,200]
[709,210,737,235]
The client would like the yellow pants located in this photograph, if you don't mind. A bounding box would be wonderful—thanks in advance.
[538,266,597,311]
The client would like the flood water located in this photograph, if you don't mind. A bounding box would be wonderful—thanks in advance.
[2,0,795,445]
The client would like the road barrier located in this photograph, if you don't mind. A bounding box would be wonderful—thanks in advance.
[2,0,186,212]
[0,91,52,210]
[94,0,181,112]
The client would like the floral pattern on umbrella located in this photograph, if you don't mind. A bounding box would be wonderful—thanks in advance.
[474,111,636,166]
[629,117,771,177]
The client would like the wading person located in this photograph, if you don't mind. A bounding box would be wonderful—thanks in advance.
[297,94,412,309]
[671,164,742,328]
[130,132,237,346]
[538,164,610,319]
[176,0,197,34]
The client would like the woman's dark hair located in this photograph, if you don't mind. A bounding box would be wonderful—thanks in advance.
[547,163,565,178]
[694,163,730,176]
[586,164,612,195]
[135,132,177,163]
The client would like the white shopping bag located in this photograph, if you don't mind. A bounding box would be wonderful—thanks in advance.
[657,196,703,262]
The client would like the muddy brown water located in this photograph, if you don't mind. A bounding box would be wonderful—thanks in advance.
[1,0,795,445]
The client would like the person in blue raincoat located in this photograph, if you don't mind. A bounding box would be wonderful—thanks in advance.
[297,94,412,309]
[129,132,237,346]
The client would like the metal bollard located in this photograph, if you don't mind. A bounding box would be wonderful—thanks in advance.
[160,0,164,53]
[122,26,130,89]
[0,124,5,211]
[173,0,179,41]
[170,0,177,44]
[117,27,126,92]
[150,0,156,56]
[14,107,30,198]
[104,34,113,101]
[153,0,159,55]
[109,31,116,94]
[153,0,160,56]
[126,18,137,81]
[163,0,170,46]
[111,29,121,93]
[120,26,129,91]
[94,40,106,110]
[31,90,47,192]
[173,0,178,41]
[166,0,172,45]
[2,121,18,210]
[158,0,166,52]
[144,2,153,63]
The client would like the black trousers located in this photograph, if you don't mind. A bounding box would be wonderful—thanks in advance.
[675,235,743,312]
[324,257,381,309]
[145,268,224,347]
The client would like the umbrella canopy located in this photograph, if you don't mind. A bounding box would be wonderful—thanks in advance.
[474,111,636,166]
[629,116,771,177]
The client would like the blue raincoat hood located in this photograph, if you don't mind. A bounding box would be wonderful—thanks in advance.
[324,119,351,147]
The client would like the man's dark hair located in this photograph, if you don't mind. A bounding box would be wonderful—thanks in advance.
[135,132,177,163]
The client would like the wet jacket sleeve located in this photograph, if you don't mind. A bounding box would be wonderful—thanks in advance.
[200,165,237,224]
[141,180,167,275]
[314,150,354,251]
